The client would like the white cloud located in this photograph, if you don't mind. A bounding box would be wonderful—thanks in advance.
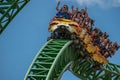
[76,0,102,6]
[113,0,120,7]
[56,0,120,8]
[76,0,120,8]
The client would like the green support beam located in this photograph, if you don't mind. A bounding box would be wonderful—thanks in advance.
[24,39,120,80]
[71,59,120,80]
[0,0,30,34]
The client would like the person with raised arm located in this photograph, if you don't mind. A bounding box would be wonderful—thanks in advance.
[55,1,70,19]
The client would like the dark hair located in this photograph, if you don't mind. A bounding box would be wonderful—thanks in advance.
[91,19,94,26]
[103,32,109,39]
[63,5,68,11]
[93,28,100,33]
[76,11,81,16]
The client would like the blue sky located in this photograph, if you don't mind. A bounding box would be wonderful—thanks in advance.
[0,0,120,80]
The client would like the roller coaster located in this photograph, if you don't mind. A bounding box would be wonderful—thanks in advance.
[0,0,120,80]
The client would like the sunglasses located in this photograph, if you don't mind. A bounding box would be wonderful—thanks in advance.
[63,6,68,10]
[63,6,67,9]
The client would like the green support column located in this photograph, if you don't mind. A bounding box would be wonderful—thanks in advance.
[0,0,30,34]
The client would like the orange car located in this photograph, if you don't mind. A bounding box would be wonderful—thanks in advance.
[49,18,108,64]
[49,18,81,36]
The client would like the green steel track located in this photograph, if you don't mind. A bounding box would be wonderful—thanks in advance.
[71,59,120,80]
[0,0,30,34]
[24,39,120,80]
[1,0,119,80]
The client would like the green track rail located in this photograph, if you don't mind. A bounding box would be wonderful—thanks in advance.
[0,0,30,34]
[71,59,120,80]
[24,39,120,80]
[24,39,77,80]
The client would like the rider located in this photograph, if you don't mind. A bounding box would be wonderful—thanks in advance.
[72,11,82,25]
[55,1,70,19]
[70,5,79,19]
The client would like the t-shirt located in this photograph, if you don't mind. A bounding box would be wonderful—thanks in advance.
[74,18,80,23]
[56,10,70,19]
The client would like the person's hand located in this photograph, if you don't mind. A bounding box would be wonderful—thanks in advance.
[72,5,74,9]
[85,6,87,11]
[58,0,60,5]
[56,0,60,11]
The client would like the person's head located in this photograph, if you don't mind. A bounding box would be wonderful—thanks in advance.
[76,7,78,12]
[81,9,85,12]
[104,39,108,44]
[113,42,120,50]
[81,9,86,15]
[91,30,95,35]
[61,5,68,13]
[100,36,104,42]
[103,32,109,39]
[76,12,81,18]
[85,17,90,22]
[91,19,94,26]
[87,25,92,31]
[93,28,100,34]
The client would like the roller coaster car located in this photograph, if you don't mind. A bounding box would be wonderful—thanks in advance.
[85,43,108,63]
[48,18,108,64]
[49,18,81,39]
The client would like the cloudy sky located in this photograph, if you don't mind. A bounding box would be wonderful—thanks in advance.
[56,0,120,8]
[0,0,120,80]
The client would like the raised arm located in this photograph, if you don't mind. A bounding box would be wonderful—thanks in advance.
[71,5,74,12]
[56,1,60,11]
